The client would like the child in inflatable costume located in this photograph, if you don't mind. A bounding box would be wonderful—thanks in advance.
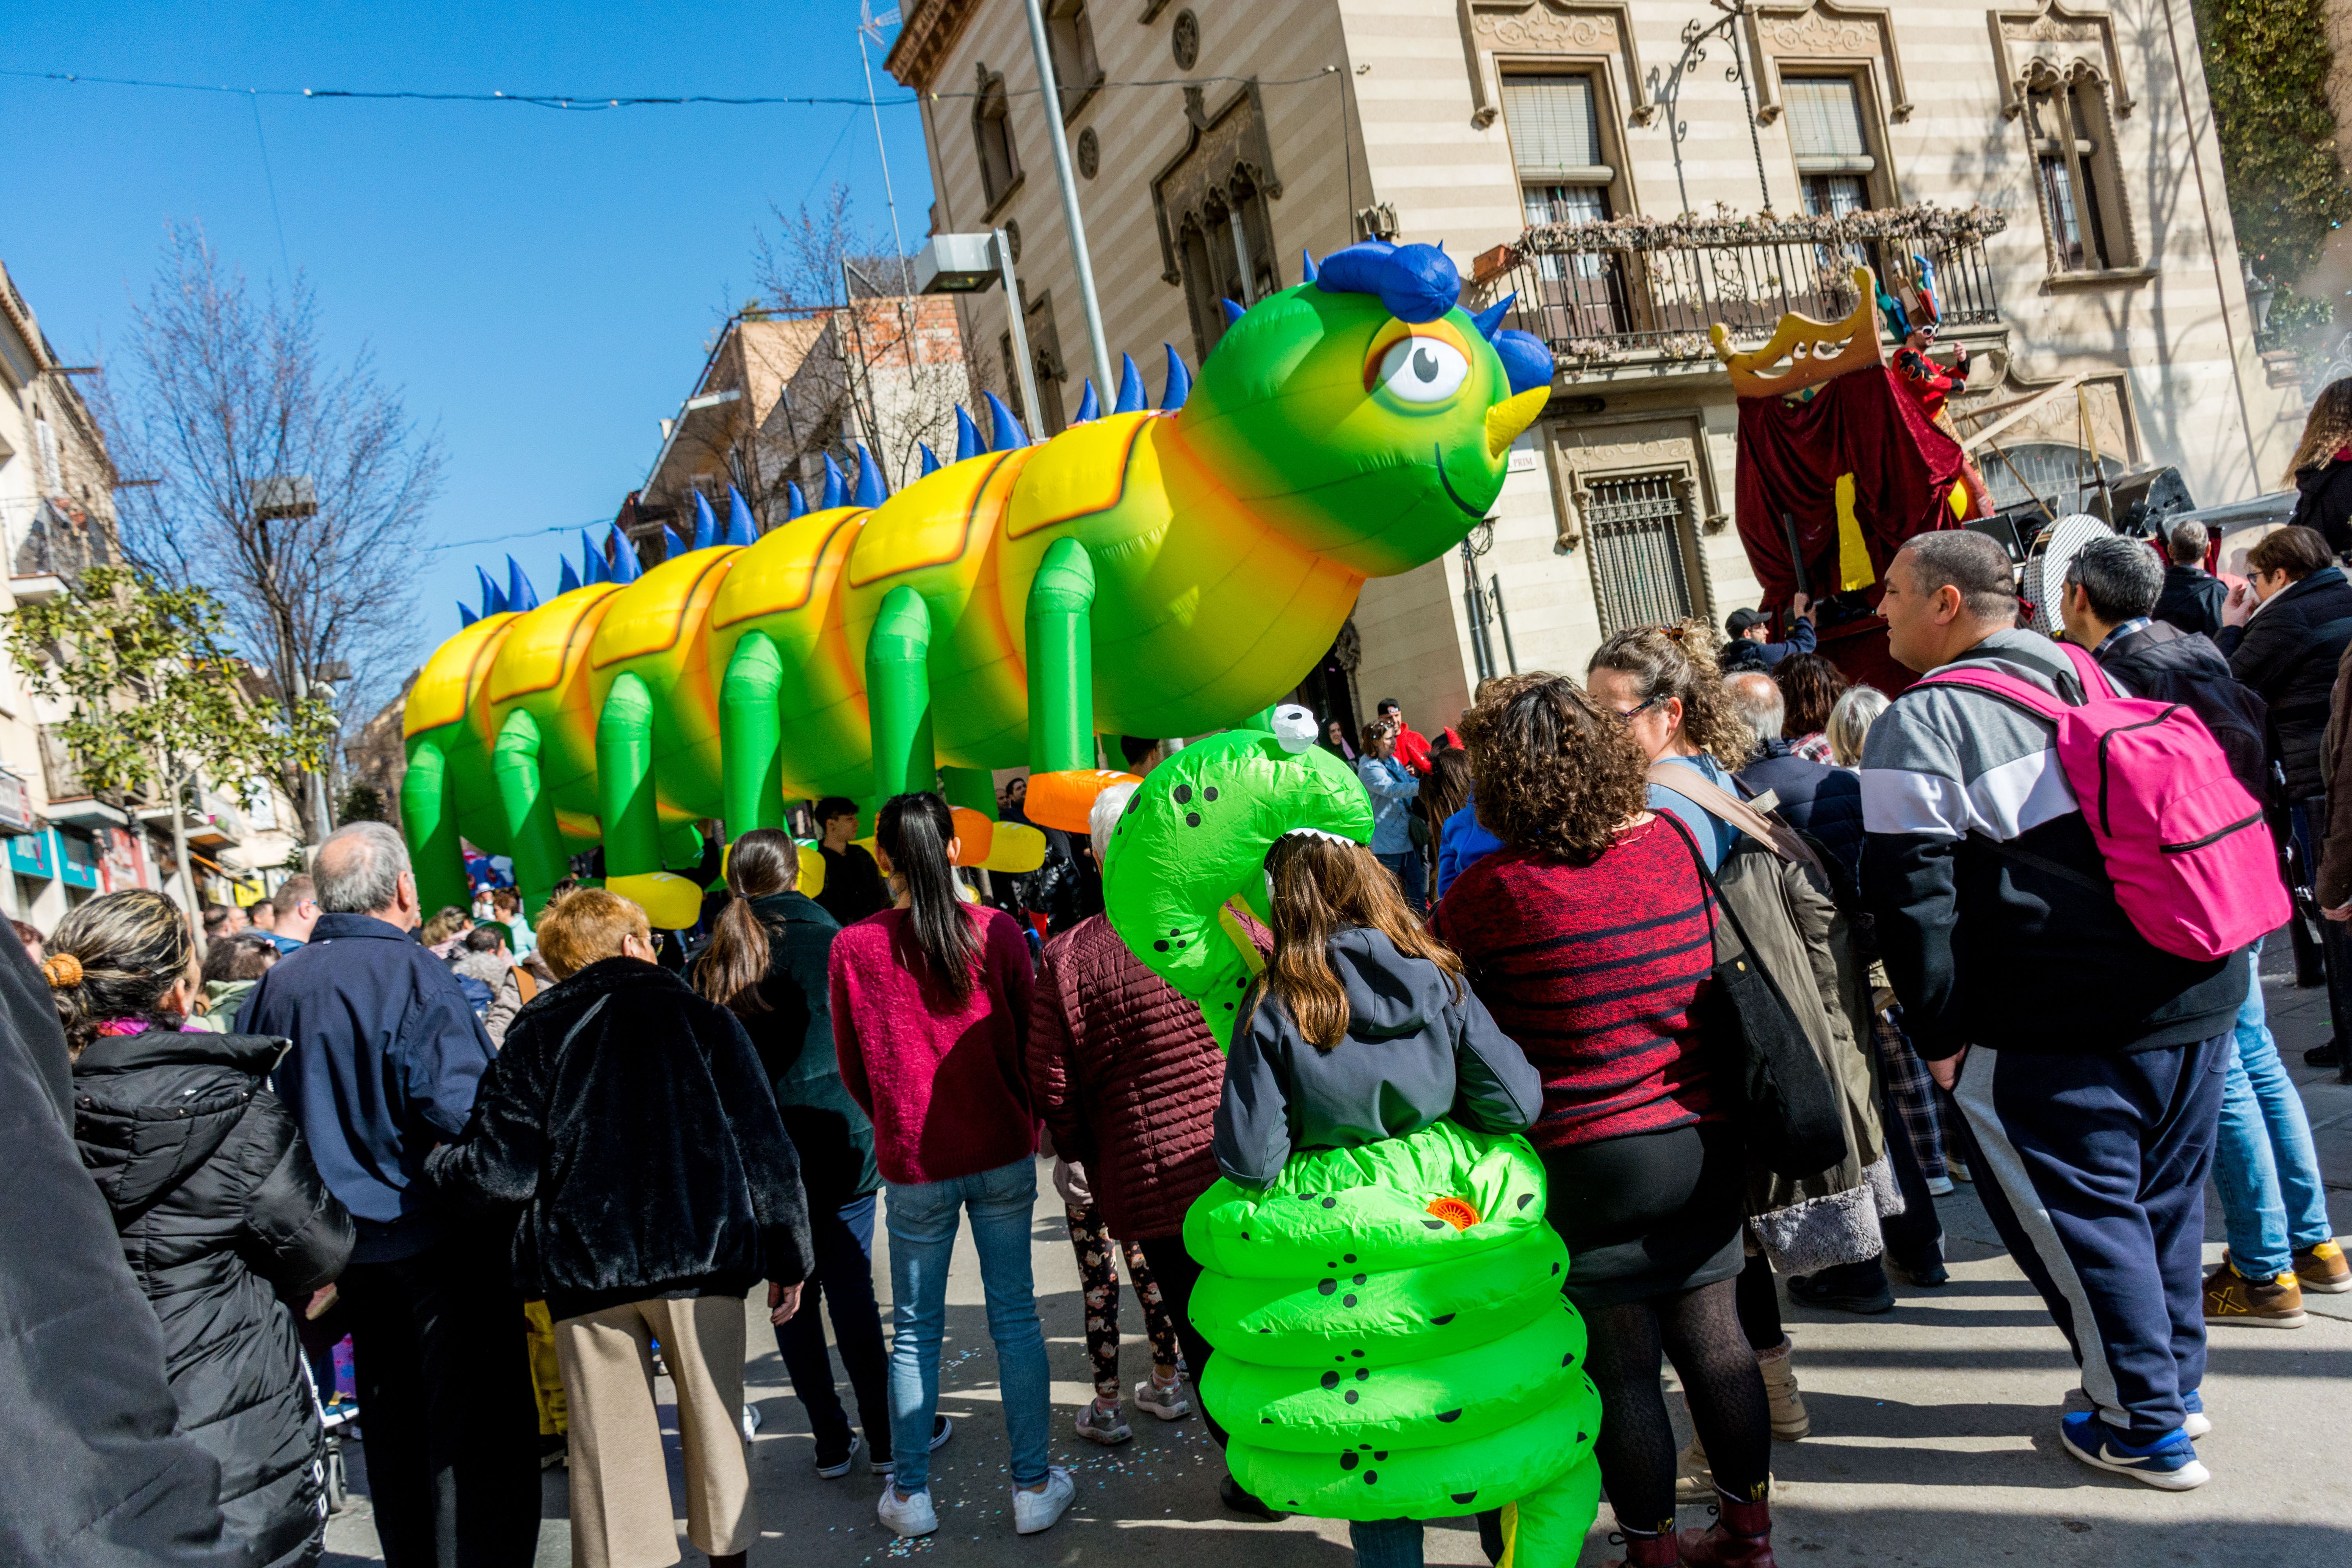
[1100,708,1604,1567]
[1878,256,1994,519]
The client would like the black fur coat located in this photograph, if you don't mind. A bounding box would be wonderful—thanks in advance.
[425,958,812,1321]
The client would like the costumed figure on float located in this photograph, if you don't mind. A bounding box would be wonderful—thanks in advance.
[396,239,1553,919]
[1100,709,1602,1566]
[1713,265,1978,695]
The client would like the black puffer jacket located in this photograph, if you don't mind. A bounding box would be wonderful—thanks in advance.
[424,958,812,1323]
[1737,740,1865,879]
[2215,565,2352,799]
[72,1029,356,1568]
[2287,456,2352,557]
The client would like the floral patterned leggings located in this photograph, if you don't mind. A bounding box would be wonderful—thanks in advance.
[1065,1203,1181,1399]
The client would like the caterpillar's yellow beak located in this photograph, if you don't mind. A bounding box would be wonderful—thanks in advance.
[1486,387,1548,459]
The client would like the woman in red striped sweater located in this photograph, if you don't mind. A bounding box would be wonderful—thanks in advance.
[1433,676,1773,1568]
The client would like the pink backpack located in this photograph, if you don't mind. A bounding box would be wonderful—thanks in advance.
[1917,639,2284,962]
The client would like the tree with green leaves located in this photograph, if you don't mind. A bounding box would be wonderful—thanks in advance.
[4,566,338,937]
[2196,0,2352,346]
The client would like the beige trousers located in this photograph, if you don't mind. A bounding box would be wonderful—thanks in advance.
[553,1295,753,1568]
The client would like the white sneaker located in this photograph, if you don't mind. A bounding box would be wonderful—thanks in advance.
[2183,1411,2212,1439]
[739,1401,763,1441]
[1012,1466,1076,1535]
[877,1480,938,1537]
[1925,1175,1955,1196]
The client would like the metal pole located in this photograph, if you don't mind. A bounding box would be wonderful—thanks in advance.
[1491,575,1521,674]
[995,229,1047,437]
[1228,211,1255,305]
[1017,0,1117,398]
[857,22,917,300]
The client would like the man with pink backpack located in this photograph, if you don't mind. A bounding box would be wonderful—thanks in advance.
[1858,530,2263,1494]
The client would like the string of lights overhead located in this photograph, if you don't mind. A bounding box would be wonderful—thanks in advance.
[0,63,1341,110]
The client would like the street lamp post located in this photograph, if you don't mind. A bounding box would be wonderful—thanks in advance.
[913,230,1046,435]
[1016,0,1117,400]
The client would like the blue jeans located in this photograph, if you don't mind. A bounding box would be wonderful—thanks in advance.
[775,1194,891,1464]
[2214,944,2334,1278]
[1348,1518,1423,1568]
[883,1157,1052,1492]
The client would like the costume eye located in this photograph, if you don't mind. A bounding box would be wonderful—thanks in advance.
[1375,336,1469,404]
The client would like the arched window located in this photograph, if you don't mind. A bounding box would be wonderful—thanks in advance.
[2024,64,2132,273]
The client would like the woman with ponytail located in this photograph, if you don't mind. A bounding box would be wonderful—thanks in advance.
[694,828,892,1480]
[826,792,1072,1541]
[59,890,355,1568]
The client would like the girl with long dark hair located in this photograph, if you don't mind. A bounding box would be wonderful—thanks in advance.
[695,828,893,1479]
[826,793,1072,1541]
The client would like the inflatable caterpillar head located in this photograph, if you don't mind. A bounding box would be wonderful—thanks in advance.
[1181,241,1553,578]
[1101,704,1373,1043]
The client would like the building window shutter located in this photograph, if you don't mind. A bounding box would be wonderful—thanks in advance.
[1501,76,1605,180]
[1783,78,1868,162]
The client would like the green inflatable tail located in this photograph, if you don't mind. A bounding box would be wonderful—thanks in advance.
[1100,717,1373,1045]
[1185,1121,1602,1559]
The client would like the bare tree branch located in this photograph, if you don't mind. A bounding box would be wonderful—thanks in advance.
[91,223,444,841]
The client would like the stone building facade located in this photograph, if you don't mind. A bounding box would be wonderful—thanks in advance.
[630,300,969,564]
[889,0,2301,735]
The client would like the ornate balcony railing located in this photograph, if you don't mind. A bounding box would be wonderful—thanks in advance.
[1477,204,2008,376]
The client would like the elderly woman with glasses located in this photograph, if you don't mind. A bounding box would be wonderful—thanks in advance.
[1584,622,1757,872]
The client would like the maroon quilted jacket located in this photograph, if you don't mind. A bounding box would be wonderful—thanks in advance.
[1027,912,1242,1240]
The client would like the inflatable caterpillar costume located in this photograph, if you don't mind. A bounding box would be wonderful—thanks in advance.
[398,241,1552,918]
[1101,715,1602,1562]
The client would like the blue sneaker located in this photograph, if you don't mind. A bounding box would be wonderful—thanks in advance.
[2060,1412,2210,1490]
[2181,1389,2210,1439]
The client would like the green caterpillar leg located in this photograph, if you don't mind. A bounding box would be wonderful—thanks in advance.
[596,672,663,878]
[866,586,935,802]
[401,732,470,915]
[941,767,998,819]
[660,819,705,871]
[1497,1455,1603,1568]
[720,630,786,837]
[491,710,569,918]
[1026,537,1096,774]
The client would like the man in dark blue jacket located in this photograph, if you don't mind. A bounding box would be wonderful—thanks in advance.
[238,822,539,1566]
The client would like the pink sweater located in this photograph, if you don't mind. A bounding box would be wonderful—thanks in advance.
[828,904,1039,1186]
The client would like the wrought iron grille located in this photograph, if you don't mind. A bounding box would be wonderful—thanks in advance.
[1486,205,2007,365]
[1584,472,1695,635]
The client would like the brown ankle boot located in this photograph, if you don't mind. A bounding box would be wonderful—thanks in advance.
[1606,1523,1684,1566]
[1679,1488,1775,1568]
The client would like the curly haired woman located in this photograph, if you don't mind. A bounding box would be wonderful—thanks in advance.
[1432,675,1775,1568]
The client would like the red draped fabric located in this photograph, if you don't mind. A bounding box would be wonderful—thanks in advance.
[1732,364,1967,612]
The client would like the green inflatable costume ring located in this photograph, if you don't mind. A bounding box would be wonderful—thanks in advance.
[1103,721,1602,1564]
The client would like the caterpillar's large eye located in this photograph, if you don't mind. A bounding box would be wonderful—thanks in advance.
[1375,336,1470,405]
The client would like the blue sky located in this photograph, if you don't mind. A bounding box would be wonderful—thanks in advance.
[1,2,931,683]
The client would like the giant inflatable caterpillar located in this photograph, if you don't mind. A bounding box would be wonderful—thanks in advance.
[1099,721,1601,1563]
[398,241,1551,914]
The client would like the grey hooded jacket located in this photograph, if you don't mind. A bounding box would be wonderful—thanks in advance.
[1212,926,1543,1188]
